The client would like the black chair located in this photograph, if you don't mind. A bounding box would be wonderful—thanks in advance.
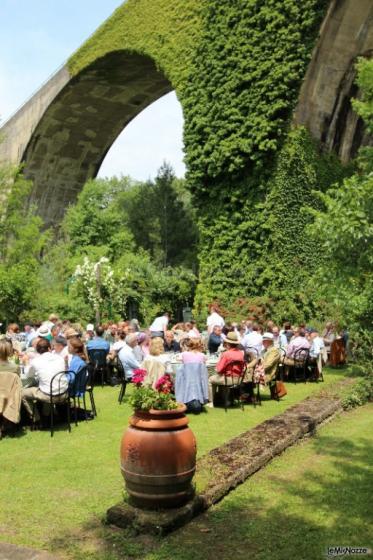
[242,349,261,407]
[87,348,109,387]
[276,347,287,381]
[31,371,71,437]
[212,360,247,412]
[292,348,310,383]
[68,366,96,424]
[115,358,127,404]
[85,363,97,417]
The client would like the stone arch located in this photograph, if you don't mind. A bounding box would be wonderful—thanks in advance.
[21,51,172,224]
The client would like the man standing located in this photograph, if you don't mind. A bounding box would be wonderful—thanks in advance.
[149,312,169,339]
[206,305,225,335]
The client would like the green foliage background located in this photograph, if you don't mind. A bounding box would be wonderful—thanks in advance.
[68,0,334,321]
[1,1,371,337]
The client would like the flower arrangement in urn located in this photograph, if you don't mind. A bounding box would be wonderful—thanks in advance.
[121,368,197,510]
[128,369,178,411]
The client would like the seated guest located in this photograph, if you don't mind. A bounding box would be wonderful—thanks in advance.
[241,323,263,357]
[21,338,66,421]
[68,338,88,394]
[6,323,22,353]
[309,329,325,360]
[164,330,181,353]
[141,337,167,388]
[104,323,118,345]
[208,325,223,354]
[181,338,206,364]
[280,322,294,344]
[189,320,200,338]
[52,336,68,360]
[175,340,208,414]
[86,325,110,354]
[23,323,37,348]
[118,334,140,381]
[272,325,287,350]
[149,312,169,339]
[283,328,311,366]
[108,329,127,361]
[171,323,187,342]
[0,339,18,374]
[262,332,280,383]
[85,324,95,343]
[44,313,59,330]
[322,321,336,354]
[208,332,245,407]
[36,325,53,342]
[134,332,150,362]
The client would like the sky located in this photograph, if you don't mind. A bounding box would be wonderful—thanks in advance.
[0,0,185,180]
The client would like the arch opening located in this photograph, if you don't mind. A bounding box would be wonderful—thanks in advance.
[98,90,185,181]
[22,51,172,225]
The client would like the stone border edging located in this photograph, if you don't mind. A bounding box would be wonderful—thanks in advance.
[107,383,352,535]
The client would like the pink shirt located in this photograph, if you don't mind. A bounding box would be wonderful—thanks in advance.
[286,336,311,358]
[181,351,206,364]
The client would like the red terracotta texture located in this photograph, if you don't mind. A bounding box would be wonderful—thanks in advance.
[121,405,197,509]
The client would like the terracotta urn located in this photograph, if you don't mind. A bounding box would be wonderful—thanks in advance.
[120,404,196,510]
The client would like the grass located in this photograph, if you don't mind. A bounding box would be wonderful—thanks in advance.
[0,366,362,558]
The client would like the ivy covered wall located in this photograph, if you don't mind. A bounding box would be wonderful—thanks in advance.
[68,0,345,317]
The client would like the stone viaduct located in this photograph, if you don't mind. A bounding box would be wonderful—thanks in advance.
[0,0,372,226]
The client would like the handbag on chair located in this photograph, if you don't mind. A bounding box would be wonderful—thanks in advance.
[275,380,287,398]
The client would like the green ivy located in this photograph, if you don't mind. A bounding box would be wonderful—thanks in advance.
[67,0,345,319]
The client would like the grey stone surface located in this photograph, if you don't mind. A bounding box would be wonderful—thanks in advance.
[294,0,373,162]
[0,52,171,226]
[0,543,57,560]
[107,390,344,535]
[0,0,371,225]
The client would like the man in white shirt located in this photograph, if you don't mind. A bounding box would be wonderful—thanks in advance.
[309,329,325,360]
[207,305,225,334]
[118,334,141,380]
[149,313,169,339]
[272,326,288,350]
[241,324,263,357]
[22,338,67,421]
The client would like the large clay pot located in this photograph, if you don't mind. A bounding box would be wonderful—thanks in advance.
[120,405,196,509]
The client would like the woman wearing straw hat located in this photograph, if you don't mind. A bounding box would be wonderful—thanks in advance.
[207,332,245,407]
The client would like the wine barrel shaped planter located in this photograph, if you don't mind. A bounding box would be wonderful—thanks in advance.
[121,405,197,510]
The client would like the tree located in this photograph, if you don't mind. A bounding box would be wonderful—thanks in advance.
[307,57,373,329]
[126,162,198,268]
[0,164,48,321]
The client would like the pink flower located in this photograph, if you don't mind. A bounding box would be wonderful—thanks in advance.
[132,368,147,386]
[155,373,174,394]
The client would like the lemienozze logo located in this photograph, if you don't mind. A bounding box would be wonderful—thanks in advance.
[327,547,372,558]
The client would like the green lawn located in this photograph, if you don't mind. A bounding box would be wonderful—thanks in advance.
[0,367,363,558]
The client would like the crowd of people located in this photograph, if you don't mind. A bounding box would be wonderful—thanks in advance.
[0,306,347,431]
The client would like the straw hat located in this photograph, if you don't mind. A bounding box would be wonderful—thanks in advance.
[225,332,241,345]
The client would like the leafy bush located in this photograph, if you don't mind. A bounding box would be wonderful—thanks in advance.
[342,377,373,410]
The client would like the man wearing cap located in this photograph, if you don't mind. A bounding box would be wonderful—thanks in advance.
[208,332,245,407]
[262,332,280,382]
[85,324,95,343]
